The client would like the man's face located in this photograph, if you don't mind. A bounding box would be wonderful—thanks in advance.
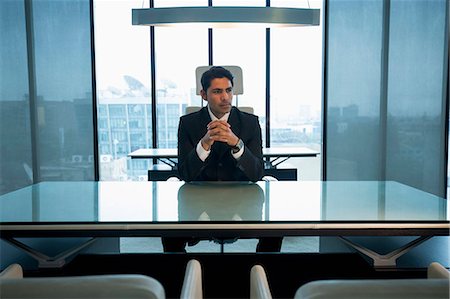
[201,77,233,119]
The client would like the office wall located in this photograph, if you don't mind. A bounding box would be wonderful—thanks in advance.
[326,0,449,197]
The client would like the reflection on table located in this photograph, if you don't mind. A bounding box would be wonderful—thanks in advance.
[0,180,447,227]
[177,182,264,222]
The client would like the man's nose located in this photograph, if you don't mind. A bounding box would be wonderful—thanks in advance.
[221,91,231,100]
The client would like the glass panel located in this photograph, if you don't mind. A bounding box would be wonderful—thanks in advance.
[0,0,32,195]
[154,1,208,149]
[154,27,208,148]
[270,0,323,180]
[386,0,447,197]
[32,0,94,182]
[94,0,151,180]
[326,0,383,180]
[213,0,266,144]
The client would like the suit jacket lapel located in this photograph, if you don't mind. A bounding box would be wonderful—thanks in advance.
[194,107,211,142]
[228,107,241,141]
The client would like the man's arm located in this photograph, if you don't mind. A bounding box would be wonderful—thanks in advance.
[234,116,264,182]
[177,117,206,182]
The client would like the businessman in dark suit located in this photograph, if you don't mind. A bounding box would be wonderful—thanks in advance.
[162,66,282,252]
[177,67,263,182]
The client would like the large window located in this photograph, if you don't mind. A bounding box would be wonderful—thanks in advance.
[154,1,208,148]
[326,0,384,181]
[94,0,151,180]
[1,0,447,196]
[0,0,94,195]
[0,0,31,195]
[271,0,323,180]
[326,0,448,197]
[93,0,324,181]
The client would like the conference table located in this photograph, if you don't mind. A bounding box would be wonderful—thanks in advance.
[0,180,448,268]
[128,147,320,180]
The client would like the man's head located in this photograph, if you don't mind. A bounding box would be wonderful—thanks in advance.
[200,66,235,119]
[200,66,234,91]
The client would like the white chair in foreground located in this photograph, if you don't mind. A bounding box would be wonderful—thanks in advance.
[181,259,203,299]
[250,262,450,299]
[0,259,203,299]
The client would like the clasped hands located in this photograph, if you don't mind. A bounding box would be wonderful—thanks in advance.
[200,120,239,151]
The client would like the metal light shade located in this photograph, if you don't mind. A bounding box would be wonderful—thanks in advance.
[132,6,320,28]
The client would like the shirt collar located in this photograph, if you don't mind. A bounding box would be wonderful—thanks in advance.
[207,105,230,122]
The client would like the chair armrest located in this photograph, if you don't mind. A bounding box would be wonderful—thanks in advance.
[0,264,23,279]
[180,259,203,299]
[250,265,273,299]
[428,262,450,279]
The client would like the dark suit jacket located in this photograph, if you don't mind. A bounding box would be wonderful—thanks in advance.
[177,106,264,182]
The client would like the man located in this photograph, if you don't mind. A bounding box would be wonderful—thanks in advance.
[163,66,281,252]
[177,66,263,182]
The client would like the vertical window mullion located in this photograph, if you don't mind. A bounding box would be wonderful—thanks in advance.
[378,0,390,182]
[24,0,40,183]
[266,0,271,148]
[207,0,213,108]
[149,0,157,153]
[89,0,100,181]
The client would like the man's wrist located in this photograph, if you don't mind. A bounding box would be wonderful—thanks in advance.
[231,139,244,153]
[201,139,211,151]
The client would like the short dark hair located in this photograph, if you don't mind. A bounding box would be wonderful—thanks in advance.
[200,66,234,91]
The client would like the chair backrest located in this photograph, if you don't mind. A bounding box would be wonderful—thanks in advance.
[250,262,450,299]
[0,260,203,299]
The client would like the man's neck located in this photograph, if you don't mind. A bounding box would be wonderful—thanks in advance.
[207,105,230,121]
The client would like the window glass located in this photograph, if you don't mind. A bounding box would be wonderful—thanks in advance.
[154,1,208,148]
[386,0,447,196]
[94,0,151,180]
[33,0,94,181]
[0,0,31,195]
[326,0,383,180]
[271,0,323,180]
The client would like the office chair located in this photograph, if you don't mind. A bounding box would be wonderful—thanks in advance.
[0,259,203,299]
[250,262,450,299]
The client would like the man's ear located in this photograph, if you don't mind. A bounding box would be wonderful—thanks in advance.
[200,90,207,101]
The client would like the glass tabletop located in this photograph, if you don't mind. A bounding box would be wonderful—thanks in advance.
[0,181,448,224]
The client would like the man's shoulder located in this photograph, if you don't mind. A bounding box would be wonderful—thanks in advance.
[234,107,258,121]
[180,107,206,125]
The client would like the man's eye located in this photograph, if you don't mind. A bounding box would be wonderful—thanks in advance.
[226,88,233,93]
[212,90,222,94]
